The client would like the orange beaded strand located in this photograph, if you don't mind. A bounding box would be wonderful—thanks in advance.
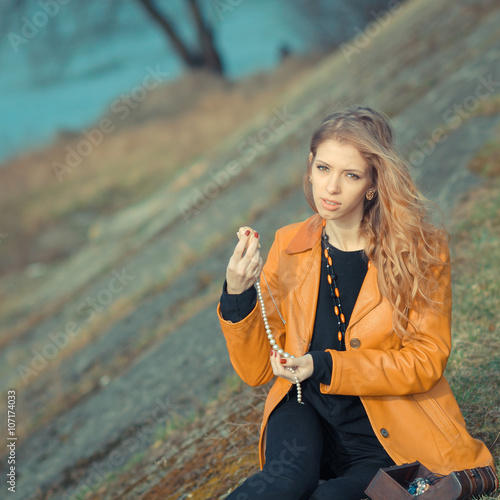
[321,219,370,349]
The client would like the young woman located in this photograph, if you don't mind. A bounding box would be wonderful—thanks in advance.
[217,106,494,499]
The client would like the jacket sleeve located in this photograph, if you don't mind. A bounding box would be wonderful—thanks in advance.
[217,232,285,387]
[321,244,452,397]
[219,280,257,322]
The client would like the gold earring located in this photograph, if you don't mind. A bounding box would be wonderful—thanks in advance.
[366,190,375,201]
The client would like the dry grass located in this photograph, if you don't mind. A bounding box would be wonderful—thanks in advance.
[468,134,500,178]
[74,383,268,500]
[446,144,500,498]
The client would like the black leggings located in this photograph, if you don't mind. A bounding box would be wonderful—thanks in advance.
[226,392,394,500]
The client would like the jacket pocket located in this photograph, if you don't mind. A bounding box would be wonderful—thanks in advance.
[412,392,461,446]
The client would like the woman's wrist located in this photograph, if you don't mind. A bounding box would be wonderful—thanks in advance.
[226,283,245,295]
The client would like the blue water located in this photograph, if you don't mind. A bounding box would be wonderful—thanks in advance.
[0,0,377,163]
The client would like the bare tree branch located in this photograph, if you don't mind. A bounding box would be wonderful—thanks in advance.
[135,0,201,68]
[187,0,223,73]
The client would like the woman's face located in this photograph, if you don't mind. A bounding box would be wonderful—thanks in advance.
[309,140,373,227]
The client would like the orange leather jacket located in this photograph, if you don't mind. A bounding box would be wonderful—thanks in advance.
[217,214,493,474]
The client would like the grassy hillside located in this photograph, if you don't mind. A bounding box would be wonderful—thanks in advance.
[0,0,499,498]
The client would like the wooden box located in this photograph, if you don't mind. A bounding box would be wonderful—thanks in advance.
[365,461,463,500]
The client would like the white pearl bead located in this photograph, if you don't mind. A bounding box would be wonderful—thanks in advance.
[269,339,276,345]
[284,352,290,358]
[278,348,284,355]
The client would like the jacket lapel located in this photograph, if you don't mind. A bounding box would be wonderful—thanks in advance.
[348,263,382,329]
[293,241,322,348]
[284,215,322,350]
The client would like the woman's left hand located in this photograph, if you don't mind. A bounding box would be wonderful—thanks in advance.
[270,351,314,383]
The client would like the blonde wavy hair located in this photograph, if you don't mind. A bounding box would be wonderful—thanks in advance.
[303,106,448,338]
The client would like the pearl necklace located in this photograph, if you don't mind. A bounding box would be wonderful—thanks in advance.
[255,278,303,404]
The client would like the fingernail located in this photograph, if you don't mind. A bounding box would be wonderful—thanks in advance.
[245,230,250,236]
[254,232,259,238]
[270,350,273,356]
[280,359,287,365]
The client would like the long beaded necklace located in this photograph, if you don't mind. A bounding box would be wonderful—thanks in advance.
[255,275,303,404]
[321,220,347,350]
[321,219,370,350]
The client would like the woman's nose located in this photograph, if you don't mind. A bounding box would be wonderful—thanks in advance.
[326,174,340,193]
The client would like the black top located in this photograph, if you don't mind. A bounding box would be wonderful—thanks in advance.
[219,242,392,467]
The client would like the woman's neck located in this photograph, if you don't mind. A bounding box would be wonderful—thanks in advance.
[323,220,365,252]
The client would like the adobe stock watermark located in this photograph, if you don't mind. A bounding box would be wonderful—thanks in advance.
[233,438,307,499]
[72,396,176,499]
[51,65,169,182]
[7,0,71,53]
[178,105,295,223]
[408,72,500,168]
[16,267,135,383]
[341,0,403,62]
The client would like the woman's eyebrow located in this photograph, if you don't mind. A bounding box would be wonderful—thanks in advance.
[315,158,332,166]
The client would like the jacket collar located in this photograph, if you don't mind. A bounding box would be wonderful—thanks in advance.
[285,213,382,329]
[285,214,323,254]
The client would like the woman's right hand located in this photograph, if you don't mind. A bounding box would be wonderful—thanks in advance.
[226,227,263,294]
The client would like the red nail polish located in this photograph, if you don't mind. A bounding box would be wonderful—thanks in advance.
[245,230,250,236]
[280,359,287,365]
[254,232,259,238]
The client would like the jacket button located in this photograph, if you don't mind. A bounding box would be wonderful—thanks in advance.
[350,338,361,348]
[380,428,389,438]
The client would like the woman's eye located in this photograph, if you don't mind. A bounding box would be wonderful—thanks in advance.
[317,164,328,171]
[347,173,360,179]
